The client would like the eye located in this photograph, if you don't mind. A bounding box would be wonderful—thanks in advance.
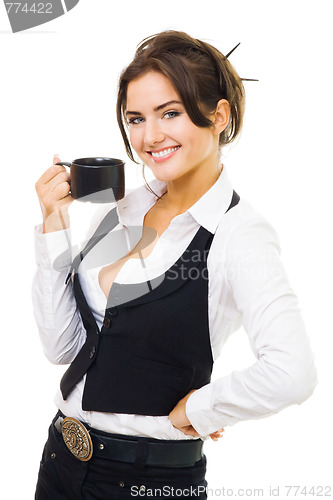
[163,110,181,119]
[128,116,144,125]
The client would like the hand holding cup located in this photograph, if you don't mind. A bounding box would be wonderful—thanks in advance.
[35,154,74,233]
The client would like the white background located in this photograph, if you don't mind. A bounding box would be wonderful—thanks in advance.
[1,0,332,498]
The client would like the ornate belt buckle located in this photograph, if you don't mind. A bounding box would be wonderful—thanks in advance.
[61,417,93,461]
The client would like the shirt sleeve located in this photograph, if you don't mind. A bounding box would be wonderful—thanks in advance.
[185,214,318,437]
[31,224,86,365]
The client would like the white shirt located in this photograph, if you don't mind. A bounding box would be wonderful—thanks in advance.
[32,167,317,440]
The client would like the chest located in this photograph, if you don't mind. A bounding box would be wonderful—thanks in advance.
[98,203,179,299]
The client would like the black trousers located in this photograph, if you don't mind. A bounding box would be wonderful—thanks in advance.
[35,413,208,499]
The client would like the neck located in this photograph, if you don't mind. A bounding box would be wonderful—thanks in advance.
[160,162,223,215]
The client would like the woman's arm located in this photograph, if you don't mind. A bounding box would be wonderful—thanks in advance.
[32,155,86,364]
[32,226,86,365]
[183,212,317,437]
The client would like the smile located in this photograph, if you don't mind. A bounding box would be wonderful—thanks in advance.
[149,146,180,158]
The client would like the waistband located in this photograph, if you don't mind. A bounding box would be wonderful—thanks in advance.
[53,411,203,468]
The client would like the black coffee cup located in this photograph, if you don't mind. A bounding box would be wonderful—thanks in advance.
[56,157,125,203]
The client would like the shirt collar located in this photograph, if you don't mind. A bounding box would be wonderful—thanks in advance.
[117,166,234,234]
[116,178,167,227]
[186,167,234,233]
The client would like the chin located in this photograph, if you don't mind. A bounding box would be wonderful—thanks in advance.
[151,170,170,181]
[151,171,179,183]
[146,165,171,182]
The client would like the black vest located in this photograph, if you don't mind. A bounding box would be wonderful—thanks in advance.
[60,191,240,416]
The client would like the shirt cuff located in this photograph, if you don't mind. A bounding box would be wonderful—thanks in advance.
[185,384,223,437]
[34,224,72,270]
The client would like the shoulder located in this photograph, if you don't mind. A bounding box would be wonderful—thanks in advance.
[210,197,281,267]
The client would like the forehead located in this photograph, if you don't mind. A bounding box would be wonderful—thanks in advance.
[126,71,181,109]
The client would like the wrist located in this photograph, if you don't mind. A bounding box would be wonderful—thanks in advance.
[43,209,70,233]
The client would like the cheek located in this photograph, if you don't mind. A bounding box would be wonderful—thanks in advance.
[190,129,214,153]
[170,119,203,149]
[129,128,142,152]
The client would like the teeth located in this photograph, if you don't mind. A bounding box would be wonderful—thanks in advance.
[151,146,179,158]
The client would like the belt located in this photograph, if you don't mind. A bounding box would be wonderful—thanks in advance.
[53,411,203,468]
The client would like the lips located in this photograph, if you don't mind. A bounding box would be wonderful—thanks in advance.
[147,146,181,162]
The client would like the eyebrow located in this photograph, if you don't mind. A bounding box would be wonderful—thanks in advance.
[126,100,182,116]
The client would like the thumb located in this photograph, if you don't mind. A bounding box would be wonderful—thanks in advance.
[53,153,61,165]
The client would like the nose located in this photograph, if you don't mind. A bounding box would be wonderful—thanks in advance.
[144,118,165,148]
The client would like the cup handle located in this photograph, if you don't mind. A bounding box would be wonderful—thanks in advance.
[55,162,72,168]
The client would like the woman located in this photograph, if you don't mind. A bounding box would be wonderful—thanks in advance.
[33,31,317,499]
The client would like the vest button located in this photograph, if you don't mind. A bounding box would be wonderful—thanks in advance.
[89,347,96,359]
[103,317,112,329]
[108,306,118,317]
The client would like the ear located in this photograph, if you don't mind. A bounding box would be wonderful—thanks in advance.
[212,99,230,135]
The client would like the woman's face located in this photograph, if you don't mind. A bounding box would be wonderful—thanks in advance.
[126,71,220,183]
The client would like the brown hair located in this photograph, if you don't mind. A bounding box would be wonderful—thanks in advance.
[117,30,245,165]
